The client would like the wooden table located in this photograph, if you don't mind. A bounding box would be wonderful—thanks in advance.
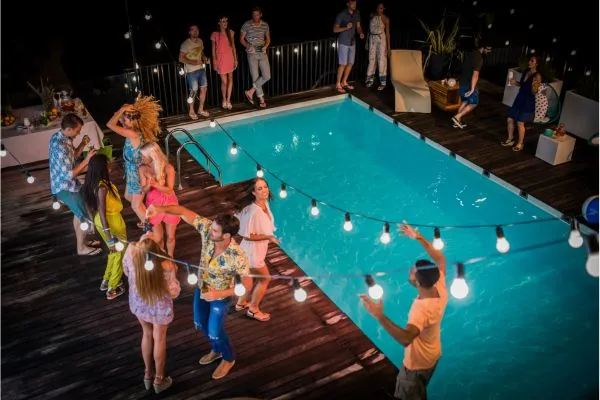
[428,80,461,112]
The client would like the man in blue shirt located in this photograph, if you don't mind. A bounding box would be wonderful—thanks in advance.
[48,113,99,255]
[333,0,364,93]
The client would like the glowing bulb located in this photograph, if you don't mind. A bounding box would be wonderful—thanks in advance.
[495,226,510,253]
[552,37,557,43]
[294,48,299,53]
[230,143,238,155]
[27,175,35,184]
[187,96,194,104]
[528,24,534,29]
[80,221,89,231]
[570,50,577,56]
[487,23,492,29]
[256,165,264,178]
[132,76,137,82]
[115,241,125,252]
[530,49,536,54]
[332,42,337,48]
[294,288,308,302]
[0,145,6,157]
[179,68,185,76]
[124,32,131,39]
[134,87,139,93]
[569,219,583,248]
[153,67,158,73]
[472,0,477,5]
[279,184,287,199]
[380,223,391,244]
[187,273,198,285]
[135,63,139,69]
[546,56,551,62]
[505,40,510,46]
[432,227,444,250]
[234,274,246,296]
[365,275,384,300]
[509,8,515,14]
[155,41,162,49]
[451,278,469,299]
[124,83,129,88]
[209,120,216,128]
[144,13,152,21]
[52,201,61,210]
[343,213,353,232]
[314,46,319,51]
[144,258,154,271]
[310,199,319,216]
[586,235,599,277]
[276,50,281,56]
[585,70,591,76]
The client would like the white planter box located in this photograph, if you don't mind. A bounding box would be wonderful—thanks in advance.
[558,90,599,140]
[502,68,563,107]
[535,134,576,165]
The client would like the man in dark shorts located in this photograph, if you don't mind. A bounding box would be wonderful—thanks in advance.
[452,39,492,129]
[48,113,99,255]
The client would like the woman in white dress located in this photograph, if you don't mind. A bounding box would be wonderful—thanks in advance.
[234,178,279,322]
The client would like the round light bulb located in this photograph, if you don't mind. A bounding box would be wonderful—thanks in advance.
[509,8,515,14]
[179,68,185,76]
[310,206,319,216]
[234,283,246,297]
[80,221,89,231]
[124,32,131,39]
[450,278,469,299]
[487,23,492,29]
[279,188,287,199]
[294,288,308,302]
[586,254,599,277]
[432,237,444,250]
[155,42,162,49]
[209,121,216,128]
[153,67,158,73]
[0,149,6,157]
[380,232,391,244]
[115,241,125,252]
[27,175,35,184]
[124,83,129,88]
[276,50,281,56]
[144,259,154,271]
[132,76,137,82]
[294,48,299,53]
[187,273,198,285]
[256,169,264,178]
[505,40,510,46]
[568,230,584,248]
[368,284,384,300]
[187,96,194,104]
[230,146,238,155]
[343,221,353,232]
[314,46,318,51]
[52,201,61,210]
[496,237,510,253]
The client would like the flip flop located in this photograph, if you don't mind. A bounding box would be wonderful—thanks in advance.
[336,86,346,93]
[343,84,355,90]
[86,239,102,247]
[246,309,270,322]
[244,90,255,105]
[78,247,102,256]
[189,112,198,120]
[235,303,248,312]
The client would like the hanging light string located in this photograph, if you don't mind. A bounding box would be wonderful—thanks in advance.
[209,119,583,230]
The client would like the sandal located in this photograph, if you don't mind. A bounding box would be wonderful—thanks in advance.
[189,111,198,120]
[336,85,346,93]
[512,143,524,152]
[258,102,267,109]
[86,239,101,247]
[244,90,255,105]
[342,83,355,90]
[501,139,515,147]
[78,247,102,256]
[246,309,270,322]
[377,85,386,91]
[234,302,248,312]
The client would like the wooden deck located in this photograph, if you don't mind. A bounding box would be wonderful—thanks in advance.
[1,145,397,399]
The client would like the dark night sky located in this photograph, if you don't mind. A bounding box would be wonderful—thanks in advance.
[1,0,597,82]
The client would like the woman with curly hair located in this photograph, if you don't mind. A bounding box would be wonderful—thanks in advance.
[107,96,161,227]
[139,142,180,257]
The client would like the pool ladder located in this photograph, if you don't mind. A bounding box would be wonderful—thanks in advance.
[164,127,223,189]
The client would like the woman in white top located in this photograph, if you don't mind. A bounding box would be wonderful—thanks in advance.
[235,178,279,322]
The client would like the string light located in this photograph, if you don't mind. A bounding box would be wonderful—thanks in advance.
[230,142,238,155]
[332,42,337,48]
[294,48,299,53]
[234,273,246,296]
[124,32,131,39]
[0,144,6,157]
[26,173,35,184]
[505,40,510,46]
[568,219,584,248]
[293,278,308,302]
[179,68,185,76]
[115,240,125,252]
[432,227,444,250]
[450,263,469,299]
[314,46,319,51]
[310,199,319,216]
[343,212,353,232]
[256,164,264,178]
[80,221,90,231]
[552,37,557,43]
[144,253,154,271]
[144,12,152,21]
[380,223,391,244]
[279,183,288,199]
[52,196,61,210]
[209,120,217,128]
[132,76,137,82]
[365,275,384,300]
[153,67,158,73]
[154,41,162,50]
[509,8,515,14]
[124,83,129,89]
[495,226,510,253]
[187,96,194,104]
[186,264,198,285]
[585,235,599,277]
[276,50,281,56]
[528,24,534,30]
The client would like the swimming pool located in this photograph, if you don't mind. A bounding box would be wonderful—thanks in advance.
[173,96,598,399]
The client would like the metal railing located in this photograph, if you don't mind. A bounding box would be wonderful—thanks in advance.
[165,127,222,188]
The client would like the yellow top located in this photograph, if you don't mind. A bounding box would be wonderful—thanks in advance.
[99,181,123,215]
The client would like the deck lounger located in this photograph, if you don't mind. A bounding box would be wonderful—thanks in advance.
[390,50,431,113]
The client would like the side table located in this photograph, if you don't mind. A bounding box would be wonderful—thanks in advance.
[535,134,576,165]
[428,80,461,112]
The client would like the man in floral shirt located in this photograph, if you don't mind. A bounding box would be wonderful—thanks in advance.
[146,204,251,380]
[48,113,99,255]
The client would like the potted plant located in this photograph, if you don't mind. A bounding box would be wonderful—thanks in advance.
[558,74,599,140]
[416,15,460,80]
[502,56,563,107]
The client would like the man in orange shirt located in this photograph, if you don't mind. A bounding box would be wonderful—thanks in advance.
[360,222,448,400]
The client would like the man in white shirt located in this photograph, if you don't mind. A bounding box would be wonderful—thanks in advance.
[180,24,210,120]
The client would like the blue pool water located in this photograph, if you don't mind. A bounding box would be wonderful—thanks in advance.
[175,99,598,399]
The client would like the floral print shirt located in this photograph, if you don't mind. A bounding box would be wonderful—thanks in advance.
[192,216,250,296]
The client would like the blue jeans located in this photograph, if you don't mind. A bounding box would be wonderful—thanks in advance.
[186,68,208,92]
[193,288,234,361]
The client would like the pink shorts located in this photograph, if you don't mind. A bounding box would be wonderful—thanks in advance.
[146,189,181,226]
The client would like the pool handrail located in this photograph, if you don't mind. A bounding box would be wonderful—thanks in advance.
[167,127,223,188]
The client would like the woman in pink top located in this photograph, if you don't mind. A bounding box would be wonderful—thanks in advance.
[123,238,181,394]
[234,178,279,322]
[211,16,238,110]
[139,142,180,257]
